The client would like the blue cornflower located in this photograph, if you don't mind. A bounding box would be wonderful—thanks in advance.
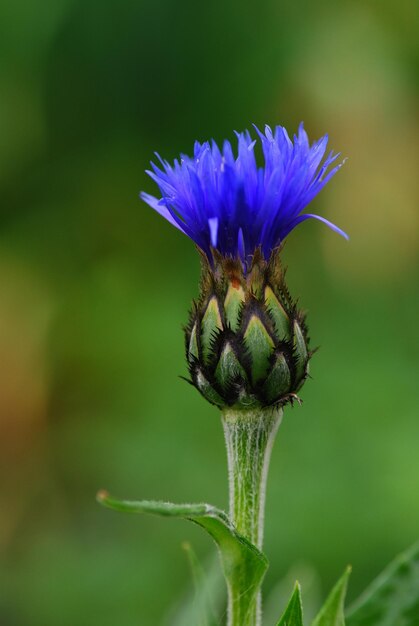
[141,123,347,262]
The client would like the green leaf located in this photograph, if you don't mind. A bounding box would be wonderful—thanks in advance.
[312,567,351,626]
[188,323,199,362]
[196,369,224,406]
[346,542,419,626]
[293,320,308,381]
[201,296,223,364]
[277,582,304,626]
[265,286,291,340]
[215,342,247,390]
[243,314,275,384]
[224,283,245,332]
[263,352,291,403]
[97,491,268,622]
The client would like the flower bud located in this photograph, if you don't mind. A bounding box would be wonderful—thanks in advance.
[185,249,310,409]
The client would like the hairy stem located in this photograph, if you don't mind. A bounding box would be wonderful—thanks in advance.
[221,407,283,626]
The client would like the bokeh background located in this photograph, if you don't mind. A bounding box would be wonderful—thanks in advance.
[1,0,419,624]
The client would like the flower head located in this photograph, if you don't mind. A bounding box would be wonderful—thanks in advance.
[141,123,347,262]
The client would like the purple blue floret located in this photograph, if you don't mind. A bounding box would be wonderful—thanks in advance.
[141,123,348,262]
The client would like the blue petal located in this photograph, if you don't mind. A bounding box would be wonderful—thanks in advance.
[285,213,349,240]
[140,192,187,234]
[141,123,347,261]
[208,217,219,247]
[237,228,245,262]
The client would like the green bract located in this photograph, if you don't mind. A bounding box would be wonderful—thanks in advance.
[185,249,311,409]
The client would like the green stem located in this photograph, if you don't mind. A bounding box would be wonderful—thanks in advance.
[221,407,283,626]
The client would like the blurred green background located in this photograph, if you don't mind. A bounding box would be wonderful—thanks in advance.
[1,0,419,624]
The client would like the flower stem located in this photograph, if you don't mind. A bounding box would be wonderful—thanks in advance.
[221,407,283,626]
